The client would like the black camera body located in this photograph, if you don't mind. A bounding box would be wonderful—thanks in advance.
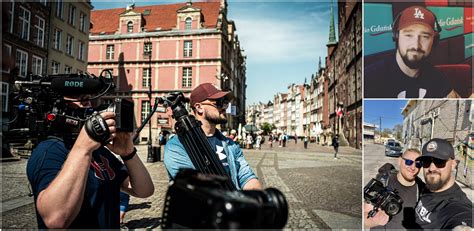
[364,163,403,218]
[96,98,134,132]
[162,169,288,229]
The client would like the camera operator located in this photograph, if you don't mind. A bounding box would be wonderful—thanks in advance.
[26,94,154,228]
[164,83,262,190]
[414,138,472,229]
[364,148,425,229]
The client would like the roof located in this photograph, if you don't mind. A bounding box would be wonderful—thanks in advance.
[90,2,221,35]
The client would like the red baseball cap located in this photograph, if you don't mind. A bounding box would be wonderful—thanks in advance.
[190,83,230,106]
[397,6,437,33]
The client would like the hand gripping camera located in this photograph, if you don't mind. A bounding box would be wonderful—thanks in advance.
[162,169,288,229]
[364,163,403,218]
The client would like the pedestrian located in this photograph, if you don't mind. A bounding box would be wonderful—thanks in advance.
[256,133,262,150]
[304,135,309,149]
[268,134,273,148]
[119,192,130,227]
[294,132,297,144]
[332,134,339,159]
[283,133,287,147]
[163,83,263,190]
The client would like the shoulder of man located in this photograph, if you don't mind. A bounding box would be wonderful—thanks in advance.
[438,199,472,228]
[364,54,394,98]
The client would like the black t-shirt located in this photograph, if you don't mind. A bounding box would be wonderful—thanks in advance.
[415,183,472,229]
[372,173,424,230]
[26,138,128,229]
[365,53,453,98]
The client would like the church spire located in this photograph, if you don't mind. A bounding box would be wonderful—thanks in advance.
[327,0,337,46]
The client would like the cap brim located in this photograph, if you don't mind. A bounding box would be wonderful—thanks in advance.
[207,91,230,100]
[416,153,450,161]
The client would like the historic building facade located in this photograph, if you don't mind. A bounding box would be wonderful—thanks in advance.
[87,1,246,143]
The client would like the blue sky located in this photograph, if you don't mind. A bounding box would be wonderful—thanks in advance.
[92,0,335,105]
[364,100,407,130]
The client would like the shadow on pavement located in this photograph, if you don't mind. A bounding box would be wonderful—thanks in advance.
[126,217,161,229]
[128,201,152,211]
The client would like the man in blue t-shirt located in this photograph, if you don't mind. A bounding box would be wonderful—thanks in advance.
[164,83,262,190]
[26,94,154,228]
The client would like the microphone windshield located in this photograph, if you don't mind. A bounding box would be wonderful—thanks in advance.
[51,77,104,95]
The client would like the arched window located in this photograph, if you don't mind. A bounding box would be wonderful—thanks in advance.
[185,17,192,30]
[127,21,133,33]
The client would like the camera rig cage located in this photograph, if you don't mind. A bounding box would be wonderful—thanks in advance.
[5,70,133,143]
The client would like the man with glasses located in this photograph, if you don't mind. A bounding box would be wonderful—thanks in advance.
[414,138,472,229]
[364,148,425,229]
[164,83,263,190]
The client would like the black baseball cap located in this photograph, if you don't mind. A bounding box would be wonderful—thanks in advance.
[416,138,455,161]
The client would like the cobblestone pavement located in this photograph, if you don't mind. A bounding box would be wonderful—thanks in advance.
[1,140,362,229]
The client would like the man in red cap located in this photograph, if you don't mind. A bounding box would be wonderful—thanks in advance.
[365,5,458,98]
[164,83,263,190]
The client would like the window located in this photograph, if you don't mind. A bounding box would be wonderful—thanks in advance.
[19,7,30,40]
[1,82,9,112]
[185,17,192,30]
[68,4,76,26]
[56,0,63,19]
[184,41,192,57]
[127,21,133,33]
[77,41,85,61]
[34,16,45,47]
[144,42,152,55]
[7,1,14,33]
[106,45,114,60]
[66,34,74,55]
[16,49,28,77]
[51,61,60,74]
[64,65,72,74]
[53,28,62,50]
[79,12,87,32]
[2,44,11,73]
[142,68,151,87]
[182,67,192,88]
[32,55,43,75]
[141,101,150,123]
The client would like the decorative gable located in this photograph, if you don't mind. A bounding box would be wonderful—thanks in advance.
[118,7,143,34]
[176,2,203,30]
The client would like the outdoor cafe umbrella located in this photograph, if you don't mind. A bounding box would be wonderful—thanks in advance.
[243,124,260,133]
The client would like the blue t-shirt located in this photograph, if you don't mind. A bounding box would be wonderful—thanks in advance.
[207,135,231,176]
[26,138,128,229]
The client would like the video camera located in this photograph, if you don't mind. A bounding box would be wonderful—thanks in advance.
[162,169,288,229]
[7,71,134,143]
[364,163,403,218]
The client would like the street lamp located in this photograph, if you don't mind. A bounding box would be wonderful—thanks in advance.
[144,37,155,162]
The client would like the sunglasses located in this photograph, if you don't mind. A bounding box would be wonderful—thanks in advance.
[420,157,448,169]
[401,156,422,168]
[200,99,229,110]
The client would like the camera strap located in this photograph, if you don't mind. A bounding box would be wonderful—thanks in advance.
[85,114,111,144]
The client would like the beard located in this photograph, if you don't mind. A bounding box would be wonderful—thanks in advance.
[399,48,429,69]
[424,171,449,191]
[204,110,228,124]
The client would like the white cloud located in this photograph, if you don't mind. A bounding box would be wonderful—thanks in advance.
[231,6,331,64]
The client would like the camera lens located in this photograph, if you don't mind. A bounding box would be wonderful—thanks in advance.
[384,201,402,216]
[263,188,289,228]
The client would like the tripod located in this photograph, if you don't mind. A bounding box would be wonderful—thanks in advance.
[133,92,236,191]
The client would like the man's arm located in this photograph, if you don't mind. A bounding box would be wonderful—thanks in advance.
[243,178,263,190]
[35,112,116,228]
[107,132,154,198]
[363,202,389,228]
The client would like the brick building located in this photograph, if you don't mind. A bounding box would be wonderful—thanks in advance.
[87,1,246,143]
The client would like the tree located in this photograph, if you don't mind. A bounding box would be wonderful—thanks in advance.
[381,128,392,138]
[393,124,403,140]
[260,122,275,135]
